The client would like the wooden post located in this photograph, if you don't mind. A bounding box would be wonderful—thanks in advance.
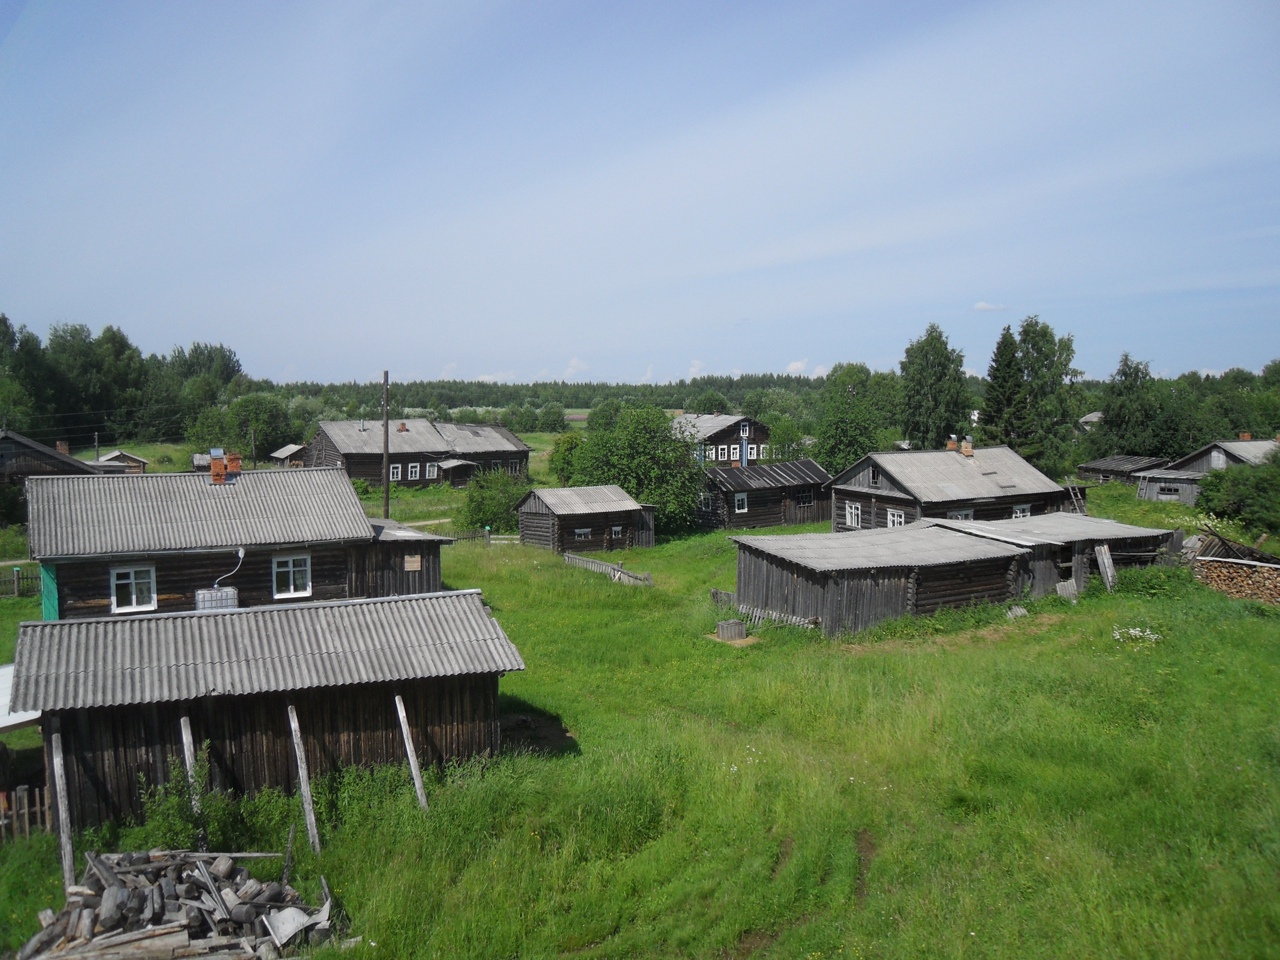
[381,370,390,521]
[50,718,75,890]
[179,715,201,813]
[287,704,321,854]
[394,695,429,811]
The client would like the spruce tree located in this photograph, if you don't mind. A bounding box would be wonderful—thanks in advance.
[979,325,1019,443]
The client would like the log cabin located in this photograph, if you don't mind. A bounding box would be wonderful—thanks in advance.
[698,458,832,529]
[517,485,655,552]
[672,414,770,468]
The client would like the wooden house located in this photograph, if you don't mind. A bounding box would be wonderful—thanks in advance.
[91,449,148,474]
[672,414,770,468]
[926,514,1177,597]
[26,468,451,621]
[830,445,1068,532]
[306,419,529,487]
[699,458,832,529]
[1076,454,1167,484]
[1132,437,1279,505]
[1131,468,1205,505]
[10,591,525,829]
[0,429,119,523]
[731,524,1029,637]
[517,485,655,552]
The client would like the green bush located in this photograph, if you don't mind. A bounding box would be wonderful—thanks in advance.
[1198,451,1280,537]
[457,470,530,534]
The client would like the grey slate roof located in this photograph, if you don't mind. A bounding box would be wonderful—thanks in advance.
[1131,468,1205,481]
[369,519,454,543]
[10,591,524,712]
[731,523,1028,572]
[1168,439,1279,469]
[270,444,306,460]
[706,458,832,493]
[99,450,149,465]
[833,446,1063,503]
[671,414,756,442]
[1077,455,1167,473]
[318,420,529,456]
[518,485,643,516]
[925,513,1171,547]
[27,467,374,560]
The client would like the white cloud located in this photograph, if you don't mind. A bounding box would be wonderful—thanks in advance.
[785,359,808,375]
[688,360,705,377]
[973,302,1007,312]
[564,356,589,378]
[475,371,515,383]
[638,364,654,384]
[811,364,830,378]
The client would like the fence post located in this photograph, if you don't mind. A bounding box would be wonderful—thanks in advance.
[484,527,491,548]
[16,785,29,838]
[12,567,18,597]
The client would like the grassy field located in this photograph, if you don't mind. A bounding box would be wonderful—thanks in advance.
[73,442,199,473]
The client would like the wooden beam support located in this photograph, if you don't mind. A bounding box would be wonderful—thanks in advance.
[49,717,75,890]
[395,694,429,811]
[179,715,201,813]
[286,704,321,854]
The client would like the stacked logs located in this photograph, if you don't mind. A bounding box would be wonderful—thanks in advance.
[19,850,334,960]
[1193,558,1280,604]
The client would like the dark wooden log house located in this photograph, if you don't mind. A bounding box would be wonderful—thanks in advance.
[517,485,655,552]
[1075,455,1167,485]
[26,468,451,621]
[11,591,525,830]
[698,458,832,529]
[672,414,770,468]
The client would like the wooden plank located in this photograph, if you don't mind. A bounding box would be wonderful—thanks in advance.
[1095,544,1117,592]
[179,715,201,813]
[395,695,429,811]
[50,717,76,890]
[287,704,321,854]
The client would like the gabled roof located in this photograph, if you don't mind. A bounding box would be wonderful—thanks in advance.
[1168,439,1278,470]
[671,414,759,442]
[833,446,1063,504]
[27,467,375,560]
[1077,455,1167,473]
[98,449,149,465]
[317,420,529,456]
[731,523,1027,572]
[706,458,832,493]
[10,591,524,712]
[518,484,643,516]
[0,429,102,476]
[925,513,1171,547]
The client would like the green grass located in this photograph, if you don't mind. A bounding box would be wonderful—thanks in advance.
[0,525,28,561]
[3,529,1279,957]
[360,482,468,526]
[1084,482,1275,555]
[73,442,200,473]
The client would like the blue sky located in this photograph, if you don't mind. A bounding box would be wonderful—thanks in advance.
[1,0,1277,385]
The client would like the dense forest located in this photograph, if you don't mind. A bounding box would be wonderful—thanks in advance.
[2,312,1278,480]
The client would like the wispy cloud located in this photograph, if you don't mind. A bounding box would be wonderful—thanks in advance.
[785,359,808,375]
[973,302,1007,312]
[564,356,588,379]
[811,364,830,378]
[688,360,705,378]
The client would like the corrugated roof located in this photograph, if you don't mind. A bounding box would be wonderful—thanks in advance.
[1169,439,1279,469]
[834,446,1063,503]
[99,450,149,464]
[1077,455,1167,473]
[925,514,1171,547]
[1131,468,1205,481]
[369,519,454,543]
[318,420,529,456]
[270,444,305,459]
[27,468,374,559]
[0,665,39,733]
[707,458,832,492]
[520,485,643,515]
[0,429,101,475]
[731,523,1027,572]
[671,414,754,442]
[11,591,524,712]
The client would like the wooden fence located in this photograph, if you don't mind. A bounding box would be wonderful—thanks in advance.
[0,566,40,598]
[0,785,51,840]
[564,552,652,586]
[450,530,520,546]
[709,588,817,628]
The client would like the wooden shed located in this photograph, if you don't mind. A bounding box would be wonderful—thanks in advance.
[699,458,832,529]
[1076,454,1167,484]
[672,414,770,468]
[517,485,655,552]
[1166,437,1278,473]
[731,524,1029,637]
[1132,468,1205,505]
[92,449,149,474]
[10,591,525,830]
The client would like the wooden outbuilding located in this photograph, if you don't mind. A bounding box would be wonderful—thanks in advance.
[517,485,655,552]
[269,443,306,468]
[27,468,451,621]
[831,444,1069,532]
[10,591,525,830]
[731,524,1029,637]
[699,458,832,529]
[1166,437,1278,473]
[91,449,148,474]
[306,419,529,487]
[1076,454,1167,484]
[672,414,770,468]
[1132,468,1205,505]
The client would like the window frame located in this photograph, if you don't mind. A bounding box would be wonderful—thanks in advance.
[734,492,748,514]
[273,552,313,600]
[747,444,758,460]
[425,462,439,480]
[845,502,861,529]
[1011,504,1031,519]
[700,492,715,512]
[795,488,814,507]
[574,528,592,541]
[740,422,750,437]
[947,509,974,520]
[718,445,729,461]
[389,463,402,482]
[610,525,623,538]
[886,508,906,528]
[110,564,157,614]
[407,462,420,481]
[759,444,769,460]
[869,466,882,488]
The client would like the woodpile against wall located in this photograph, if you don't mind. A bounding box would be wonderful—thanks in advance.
[1193,557,1280,604]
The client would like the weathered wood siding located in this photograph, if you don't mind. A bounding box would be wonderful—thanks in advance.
[348,542,443,596]
[831,488,1065,532]
[304,428,529,488]
[913,557,1021,614]
[46,675,501,830]
[0,438,94,482]
[697,421,771,467]
[1136,476,1200,505]
[709,487,831,529]
[830,490,921,531]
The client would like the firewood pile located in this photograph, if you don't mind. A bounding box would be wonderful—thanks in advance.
[19,850,337,960]
[1193,557,1280,604]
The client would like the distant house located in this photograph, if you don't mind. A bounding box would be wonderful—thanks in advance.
[517,485,655,553]
[92,449,148,474]
[699,458,832,529]
[1131,469,1205,505]
[306,419,530,487]
[11,591,524,829]
[830,444,1069,532]
[1133,437,1279,505]
[26,468,451,620]
[1076,455,1167,485]
[0,429,117,522]
[269,443,306,468]
[1079,411,1104,431]
[672,414,770,468]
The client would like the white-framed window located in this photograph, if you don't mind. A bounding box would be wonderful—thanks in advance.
[759,444,769,460]
[740,422,750,437]
[425,462,439,480]
[845,502,861,528]
[408,463,420,481]
[1011,504,1031,519]
[886,508,905,528]
[869,466,881,487]
[273,553,312,599]
[111,565,156,613]
[389,463,402,482]
[574,528,591,540]
[795,489,814,507]
[1211,449,1226,470]
[748,444,757,460]
[718,445,729,461]
[735,493,748,513]
[611,525,623,537]
[700,493,715,511]
[947,509,974,520]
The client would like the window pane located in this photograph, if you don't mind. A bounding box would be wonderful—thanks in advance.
[114,572,133,609]
[292,560,309,593]
[134,569,153,606]
[275,560,290,594]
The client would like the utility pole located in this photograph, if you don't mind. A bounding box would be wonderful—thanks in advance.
[382,371,390,520]
[94,432,100,461]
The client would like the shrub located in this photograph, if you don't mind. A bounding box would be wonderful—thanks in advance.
[457,470,531,534]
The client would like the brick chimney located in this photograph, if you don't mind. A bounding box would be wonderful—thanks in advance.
[56,441,70,455]
[398,422,408,432]
[961,436,974,457]
[946,435,958,452]
[1239,431,1251,441]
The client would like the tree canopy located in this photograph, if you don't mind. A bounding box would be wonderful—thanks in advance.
[899,324,969,450]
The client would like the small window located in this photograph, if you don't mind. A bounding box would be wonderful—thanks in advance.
[869,466,881,488]
[845,502,861,528]
[611,525,623,537]
[759,444,769,460]
[735,493,748,513]
[718,445,729,461]
[574,528,591,540]
[1011,504,1031,519]
[748,444,758,460]
[273,553,312,599]
[886,508,905,528]
[795,489,814,507]
[740,422,750,437]
[1210,449,1226,470]
[408,463,420,480]
[389,463,402,482]
[510,459,521,473]
[947,509,974,520]
[111,565,156,613]
[425,462,439,479]
[700,493,715,511]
